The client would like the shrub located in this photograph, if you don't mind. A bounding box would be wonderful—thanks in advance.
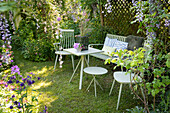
[21,38,55,62]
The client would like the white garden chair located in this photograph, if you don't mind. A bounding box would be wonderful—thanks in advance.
[53,29,75,71]
[109,71,142,110]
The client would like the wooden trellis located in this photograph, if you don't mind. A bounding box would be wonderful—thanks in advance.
[103,0,169,37]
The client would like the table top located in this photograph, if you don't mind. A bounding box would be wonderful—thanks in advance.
[84,67,108,75]
[64,47,103,56]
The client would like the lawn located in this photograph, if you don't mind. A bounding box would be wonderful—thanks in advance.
[14,50,142,113]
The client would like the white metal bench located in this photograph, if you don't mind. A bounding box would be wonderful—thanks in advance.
[88,34,128,61]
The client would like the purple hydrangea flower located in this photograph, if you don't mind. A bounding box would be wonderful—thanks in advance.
[7,80,13,84]
[11,65,20,75]
[14,101,18,105]
[20,82,24,87]
[57,17,61,21]
[16,80,19,83]
[37,77,41,80]
[12,95,15,98]
[10,106,13,109]
[27,80,32,85]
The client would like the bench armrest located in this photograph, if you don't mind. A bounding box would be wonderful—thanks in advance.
[53,43,61,51]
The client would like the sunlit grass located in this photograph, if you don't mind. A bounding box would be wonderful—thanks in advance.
[33,81,52,90]
[13,50,142,112]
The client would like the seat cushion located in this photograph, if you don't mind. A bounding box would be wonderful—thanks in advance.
[103,37,117,47]
[113,40,128,51]
[102,45,117,55]
[55,51,71,55]
[126,35,144,50]
[102,37,117,55]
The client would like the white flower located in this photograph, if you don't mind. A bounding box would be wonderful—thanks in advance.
[2,45,5,48]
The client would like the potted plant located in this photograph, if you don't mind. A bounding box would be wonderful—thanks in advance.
[75,12,92,51]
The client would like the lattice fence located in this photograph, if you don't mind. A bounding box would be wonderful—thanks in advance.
[103,0,169,37]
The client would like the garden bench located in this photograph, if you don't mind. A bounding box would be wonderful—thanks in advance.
[88,34,144,62]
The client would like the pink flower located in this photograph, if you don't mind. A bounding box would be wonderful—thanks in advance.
[57,17,61,21]
[73,43,80,49]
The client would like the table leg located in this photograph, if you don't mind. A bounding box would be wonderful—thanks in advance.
[79,55,84,90]
[69,58,82,83]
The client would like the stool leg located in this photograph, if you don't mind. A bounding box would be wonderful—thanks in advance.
[116,83,123,110]
[94,76,97,97]
[54,54,58,71]
[95,78,103,90]
[109,79,115,96]
[86,78,94,91]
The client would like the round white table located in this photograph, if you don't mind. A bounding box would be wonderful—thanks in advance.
[84,67,108,97]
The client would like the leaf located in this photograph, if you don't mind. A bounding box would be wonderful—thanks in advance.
[166,53,170,68]
[13,8,22,29]
[0,6,12,12]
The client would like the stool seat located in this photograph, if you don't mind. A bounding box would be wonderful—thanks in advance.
[84,67,108,75]
[84,67,108,97]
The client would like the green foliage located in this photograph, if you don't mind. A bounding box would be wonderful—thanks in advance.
[21,38,54,62]
[105,47,169,112]
[0,1,16,12]
[126,106,146,113]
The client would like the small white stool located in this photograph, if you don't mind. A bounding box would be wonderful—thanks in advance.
[84,67,108,97]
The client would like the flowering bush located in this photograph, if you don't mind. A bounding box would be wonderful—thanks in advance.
[0,14,14,71]
[0,65,41,113]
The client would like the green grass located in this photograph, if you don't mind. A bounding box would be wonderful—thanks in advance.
[14,50,142,113]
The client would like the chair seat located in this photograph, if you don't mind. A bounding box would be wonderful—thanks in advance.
[114,71,141,84]
[55,51,72,55]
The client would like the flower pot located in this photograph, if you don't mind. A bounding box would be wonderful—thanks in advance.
[76,48,82,52]
[75,35,89,51]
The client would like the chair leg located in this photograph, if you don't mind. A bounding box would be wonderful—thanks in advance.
[87,55,89,64]
[116,83,123,110]
[54,54,58,71]
[109,79,115,96]
[71,55,74,71]
[94,76,97,97]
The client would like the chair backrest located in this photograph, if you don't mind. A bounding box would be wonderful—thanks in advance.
[59,29,75,49]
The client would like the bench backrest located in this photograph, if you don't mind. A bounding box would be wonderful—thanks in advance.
[106,34,127,42]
